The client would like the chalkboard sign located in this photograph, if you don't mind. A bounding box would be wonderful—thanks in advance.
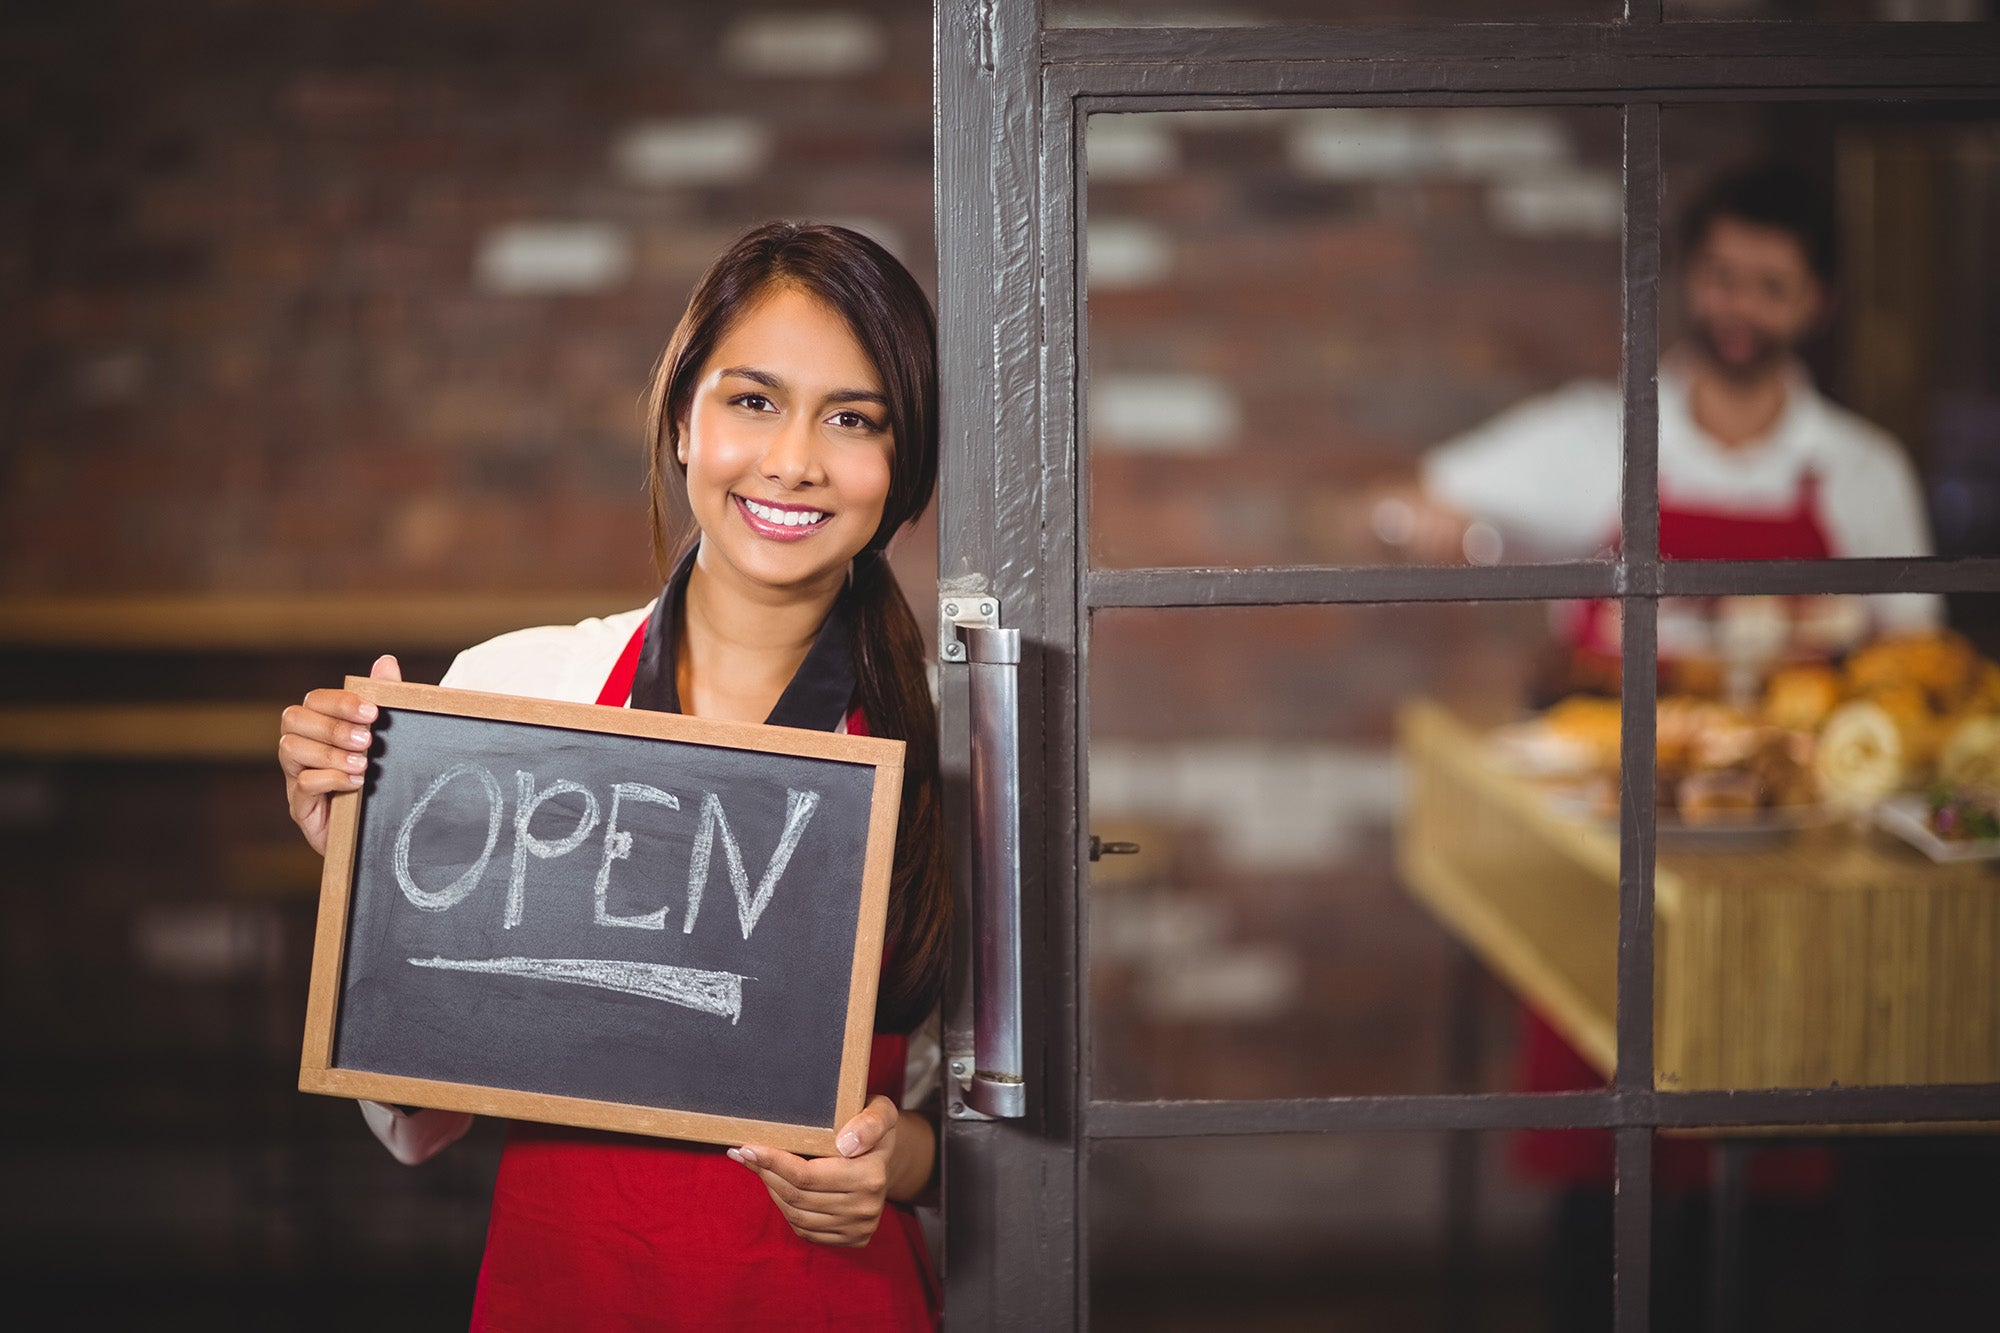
[299,678,904,1156]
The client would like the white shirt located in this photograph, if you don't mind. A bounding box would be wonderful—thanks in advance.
[362,602,944,1162]
[1421,365,1940,632]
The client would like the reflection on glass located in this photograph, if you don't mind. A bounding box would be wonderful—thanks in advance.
[1084,106,1623,568]
[1092,1134,1596,1333]
[1088,602,1615,1101]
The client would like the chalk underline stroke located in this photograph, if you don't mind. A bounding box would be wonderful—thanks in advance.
[408,955,748,1024]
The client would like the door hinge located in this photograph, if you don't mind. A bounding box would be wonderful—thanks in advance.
[939,594,1001,662]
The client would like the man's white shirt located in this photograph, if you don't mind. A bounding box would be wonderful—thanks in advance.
[1421,362,1940,632]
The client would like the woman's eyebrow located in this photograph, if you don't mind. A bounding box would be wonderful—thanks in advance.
[718,365,783,389]
[717,365,884,405]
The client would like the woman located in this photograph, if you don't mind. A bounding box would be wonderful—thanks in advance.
[278,222,951,1330]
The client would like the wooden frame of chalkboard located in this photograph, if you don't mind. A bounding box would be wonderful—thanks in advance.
[299,678,905,1157]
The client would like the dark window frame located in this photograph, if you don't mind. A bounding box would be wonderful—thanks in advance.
[937,7,2000,1330]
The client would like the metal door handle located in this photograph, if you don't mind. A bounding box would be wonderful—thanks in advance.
[961,621,1026,1118]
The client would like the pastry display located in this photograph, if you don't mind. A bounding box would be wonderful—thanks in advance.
[1846,629,1983,711]
[1939,715,2000,792]
[1762,664,1842,733]
[1492,627,2000,832]
[1676,769,1764,825]
[1815,700,1907,810]
[1928,785,2000,844]
[1539,694,1623,771]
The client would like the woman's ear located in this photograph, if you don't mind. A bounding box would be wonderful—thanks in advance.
[674,420,690,467]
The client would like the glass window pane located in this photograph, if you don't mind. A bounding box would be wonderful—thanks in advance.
[1088,602,1620,1100]
[1092,1133,1608,1332]
[1654,1137,2000,1333]
[1653,103,2000,571]
[1628,593,2000,1096]
[1085,106,1623,570]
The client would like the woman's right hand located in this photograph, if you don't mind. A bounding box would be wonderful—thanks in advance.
[279,654,401,856]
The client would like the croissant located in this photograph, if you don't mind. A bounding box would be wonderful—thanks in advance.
[1762,664,1842,733]
[1939,715,2000,793]
[1815,700,1908,809]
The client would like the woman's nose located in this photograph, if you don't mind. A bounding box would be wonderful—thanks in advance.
[759,417,822,489]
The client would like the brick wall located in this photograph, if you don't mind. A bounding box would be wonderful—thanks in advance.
[2,0,935,597]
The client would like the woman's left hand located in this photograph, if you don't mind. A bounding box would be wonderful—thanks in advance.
[730,1095,910,1248]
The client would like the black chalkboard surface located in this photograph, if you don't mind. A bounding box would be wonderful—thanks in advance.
[299,678,904,1156]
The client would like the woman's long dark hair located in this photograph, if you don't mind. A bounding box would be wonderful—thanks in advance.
[643,222,949,1035]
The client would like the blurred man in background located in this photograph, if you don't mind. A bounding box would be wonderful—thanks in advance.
[1375,162,1938,663]
[1378,163,1945,1333]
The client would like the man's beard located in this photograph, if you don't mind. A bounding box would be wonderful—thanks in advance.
[1688,316,1791,384]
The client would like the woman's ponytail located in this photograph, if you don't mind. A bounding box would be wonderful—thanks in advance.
[850,550,953,1035]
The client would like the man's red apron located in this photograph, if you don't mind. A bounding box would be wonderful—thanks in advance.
[468,620,939,1331]
[1515,473,1835,1194]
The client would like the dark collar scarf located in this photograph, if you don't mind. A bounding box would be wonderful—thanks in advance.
[628,546,858,733]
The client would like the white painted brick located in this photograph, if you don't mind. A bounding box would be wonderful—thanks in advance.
[1087,219,1172,289]
[1488,171,1624,239]
[1293,109,1579,183]
[1086,115,1179,180]
[72,349,149,404]
[1091,373,1238,453]
[722,12,886,77]
[1137,945,1299,1022]
[1434,112,1572,178]
[134,904,282,982]
[1091,894,1229,963]
[1288,110,1434,180]
[1089,741,1402,872]
[475,222,632,295]
[612,117,770,186]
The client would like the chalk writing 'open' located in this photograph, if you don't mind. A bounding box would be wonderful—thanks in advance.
[390,764,821,941]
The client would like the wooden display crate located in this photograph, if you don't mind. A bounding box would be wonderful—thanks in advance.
[1396,700,2000,1092]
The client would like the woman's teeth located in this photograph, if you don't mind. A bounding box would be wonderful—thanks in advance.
[742,498,828,528]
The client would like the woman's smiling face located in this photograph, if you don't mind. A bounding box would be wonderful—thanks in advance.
[678,284,894,598]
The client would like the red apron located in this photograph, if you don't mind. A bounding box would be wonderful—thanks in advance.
[1515,474,1835,1194]
[469,621,940,1332]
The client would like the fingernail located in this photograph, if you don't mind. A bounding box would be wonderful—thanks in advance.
[344,753,366,772]
[350,728,370,747]
[725,1149,743,1164]
[736,1147,757,1166]
[836,1131,860,1157]
[358,703,377,721]
[348,773,364,787]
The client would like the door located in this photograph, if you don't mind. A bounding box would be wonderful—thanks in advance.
[934,3,2000,1329]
